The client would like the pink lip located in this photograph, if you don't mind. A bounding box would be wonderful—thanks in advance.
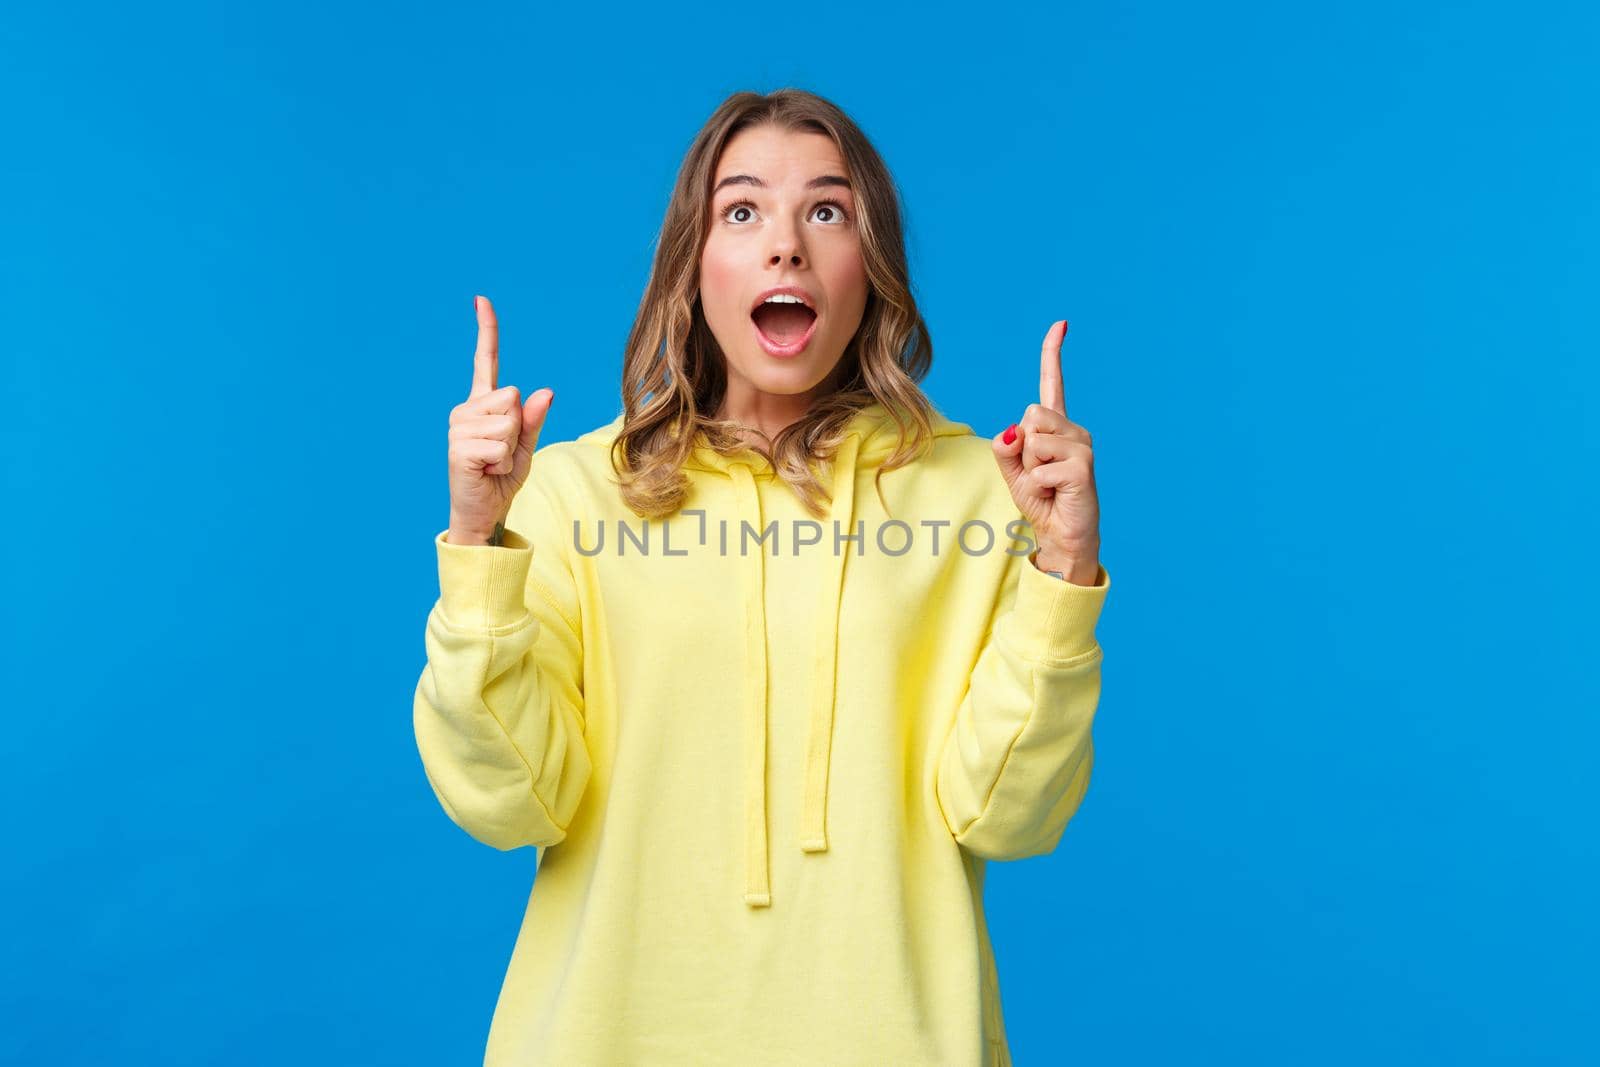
[749,284,817,313]
[752,312,819,359]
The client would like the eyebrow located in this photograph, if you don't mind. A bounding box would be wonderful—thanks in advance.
[711,173,853,196]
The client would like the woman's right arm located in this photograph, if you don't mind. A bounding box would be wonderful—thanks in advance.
[411,296,590,851]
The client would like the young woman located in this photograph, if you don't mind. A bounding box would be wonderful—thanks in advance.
[415,88,1111,1066]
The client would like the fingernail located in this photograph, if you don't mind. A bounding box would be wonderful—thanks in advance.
[1002,424,1017,445]
[472,295,478,312]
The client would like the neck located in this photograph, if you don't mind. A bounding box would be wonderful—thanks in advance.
[714,397,807,444]
[714,375,836,445]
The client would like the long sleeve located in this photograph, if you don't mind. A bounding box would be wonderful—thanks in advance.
[412,454,591,852]
[934,549,1111,861]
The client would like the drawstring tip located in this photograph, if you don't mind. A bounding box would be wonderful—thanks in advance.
[800,836,828,853]
[744,891,771,907]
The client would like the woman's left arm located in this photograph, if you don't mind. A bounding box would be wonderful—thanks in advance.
[933,550,1110,860]
[934,319,1112,860]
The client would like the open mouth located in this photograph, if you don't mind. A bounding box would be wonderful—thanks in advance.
[750,301,819,357]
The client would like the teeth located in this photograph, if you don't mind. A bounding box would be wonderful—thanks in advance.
[762,294,808,307]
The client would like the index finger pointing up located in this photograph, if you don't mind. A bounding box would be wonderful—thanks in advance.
[1040,319,1068,416]
[470,294,499,399]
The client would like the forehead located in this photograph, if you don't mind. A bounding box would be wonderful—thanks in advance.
[712,125,847,183]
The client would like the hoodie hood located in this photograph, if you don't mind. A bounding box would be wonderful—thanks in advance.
[580,401,976,906]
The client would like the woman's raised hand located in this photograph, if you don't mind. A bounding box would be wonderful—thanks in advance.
[446,295,555,545]
[991,319,1102,583]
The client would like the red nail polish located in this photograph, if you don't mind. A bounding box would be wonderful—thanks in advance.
[1002,424,1017,445]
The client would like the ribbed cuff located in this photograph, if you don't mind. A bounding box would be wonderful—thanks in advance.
[1006,556,1111,663]
[434,527,533,630]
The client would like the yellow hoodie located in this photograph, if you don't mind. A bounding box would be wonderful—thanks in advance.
[413,400,1111,1066]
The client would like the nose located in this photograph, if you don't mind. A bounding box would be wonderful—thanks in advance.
[767,216,806,268]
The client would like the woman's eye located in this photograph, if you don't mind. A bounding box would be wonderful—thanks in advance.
[810,200,849,225]
[718,200,851,225]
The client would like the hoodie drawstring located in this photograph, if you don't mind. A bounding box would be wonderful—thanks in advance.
[800,432,859,855]
[728,461,771,907]
[728,431,862,908]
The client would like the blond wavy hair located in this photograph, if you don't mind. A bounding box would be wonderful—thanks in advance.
[610,88,938,520]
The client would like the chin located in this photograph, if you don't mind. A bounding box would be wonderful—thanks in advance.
[734,351,841,395]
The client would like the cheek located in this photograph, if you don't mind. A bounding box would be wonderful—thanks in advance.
[699,239,743,323]
[825,245,869,321]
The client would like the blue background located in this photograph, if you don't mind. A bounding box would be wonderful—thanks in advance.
[3,1,1594,1063]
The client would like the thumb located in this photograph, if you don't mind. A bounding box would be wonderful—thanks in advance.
[991,422,1024,485]
[512,388,554,478]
